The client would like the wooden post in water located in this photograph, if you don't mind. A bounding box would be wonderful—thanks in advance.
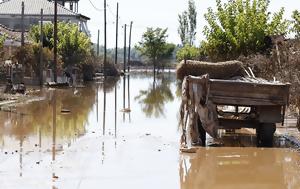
[97,29,100,56]
[21,2,24,47]
[114,2,119,65]
[104,0,107,77]
[127,21,133,73]
[39,9,44,86]
[53,0,58,82]
[123,24,127,73]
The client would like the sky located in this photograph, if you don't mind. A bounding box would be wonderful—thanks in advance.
[78,0,296,48]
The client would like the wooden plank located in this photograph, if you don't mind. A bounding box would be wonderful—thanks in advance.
[207,79,290,106]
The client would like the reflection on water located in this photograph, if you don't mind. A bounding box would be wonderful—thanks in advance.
[180,147,300,189]
[0,72,300,189]
[0,85,97,152]
[135,73,175,118]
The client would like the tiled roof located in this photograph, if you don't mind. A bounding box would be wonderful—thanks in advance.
[0,23,25,40]
[0,0,77,16]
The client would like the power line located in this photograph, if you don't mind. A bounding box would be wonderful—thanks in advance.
[88,0,104,12]
[106,4,116,17]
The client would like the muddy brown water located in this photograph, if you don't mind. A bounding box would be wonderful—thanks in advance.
[0,72,299,189]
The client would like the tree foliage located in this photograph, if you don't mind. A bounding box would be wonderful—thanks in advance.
[178,0,197,46]
[29,23,54,49]
[292,10,300,39]
[202,0,289,61]
[13,44,57,77]
[188,0,197,45]
[178,11,189,46]
[29,22,92,68]
[136,27,173,71]
[0,34,6,48]
[176,45,200,61]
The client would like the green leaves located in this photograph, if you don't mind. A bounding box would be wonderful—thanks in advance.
[292,10,300,38]
[0,34,6,48]
[29,22,91,67]
[202,0,288,61]
[136,27,169,62]
[178,0,197,46]
[176,44,200,61]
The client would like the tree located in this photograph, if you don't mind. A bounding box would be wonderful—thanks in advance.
[202,0,289,61]
[188,0,197,46]
[29,22,92,68]
[178,11,189,46]
[57,22,91,68]
[13,44,56,77]
[178,0,197,46]
[29,23,54,49]
[292,10,300,39]
[157,43,176,69]
[136,27,172,76]
[176,44,200,62]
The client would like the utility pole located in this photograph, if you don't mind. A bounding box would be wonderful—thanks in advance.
[97,29,100,56]
[114,2,119,65]
[127,21,133,73]
[53,0,58,82]
[104,0,107,77]
[123,24,127,73]
[21,1,25,47]
[39,9,44,86]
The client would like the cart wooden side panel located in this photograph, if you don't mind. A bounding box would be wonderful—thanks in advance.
[208,79,290,106]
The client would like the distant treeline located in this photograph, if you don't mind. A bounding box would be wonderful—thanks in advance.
[92,44,179,65]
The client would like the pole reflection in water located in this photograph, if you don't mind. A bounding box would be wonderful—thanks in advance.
[102,78,107,164]
[127,75,131,122]
[19,115,23,177]
[19,125,24,177]
[52,90,57,179]
[103,78,107,136]
[96,83,99,122]
[123,75,126,122]
[114,83,117,138]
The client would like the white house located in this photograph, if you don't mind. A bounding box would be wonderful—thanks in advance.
[0,0,90,36]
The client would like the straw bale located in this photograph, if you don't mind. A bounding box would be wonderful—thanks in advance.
[176,60,244,80]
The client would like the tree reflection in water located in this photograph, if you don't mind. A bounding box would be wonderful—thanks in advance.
[135,74,174,118]
[0,86,97,145]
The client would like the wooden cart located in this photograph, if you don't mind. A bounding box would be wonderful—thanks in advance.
[201,79,290,147]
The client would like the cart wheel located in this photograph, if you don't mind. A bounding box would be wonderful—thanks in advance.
[197,117,206,147]
[256,123,276,147]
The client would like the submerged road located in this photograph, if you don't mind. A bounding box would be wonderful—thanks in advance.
[0,72,299,189]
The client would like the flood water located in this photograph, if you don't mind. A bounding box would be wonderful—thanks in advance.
[0,72,300,189]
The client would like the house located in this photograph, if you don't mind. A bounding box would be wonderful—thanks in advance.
[0,0,90,36]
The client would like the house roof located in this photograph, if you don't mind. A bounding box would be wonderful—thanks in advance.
[0,0,89,20]
[0,23,26,40]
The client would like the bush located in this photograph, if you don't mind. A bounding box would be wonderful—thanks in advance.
[202,0,288,61]
[176,45,201,61]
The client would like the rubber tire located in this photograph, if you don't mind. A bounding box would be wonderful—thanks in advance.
[197,117,206,147]
[256,123,276,147]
